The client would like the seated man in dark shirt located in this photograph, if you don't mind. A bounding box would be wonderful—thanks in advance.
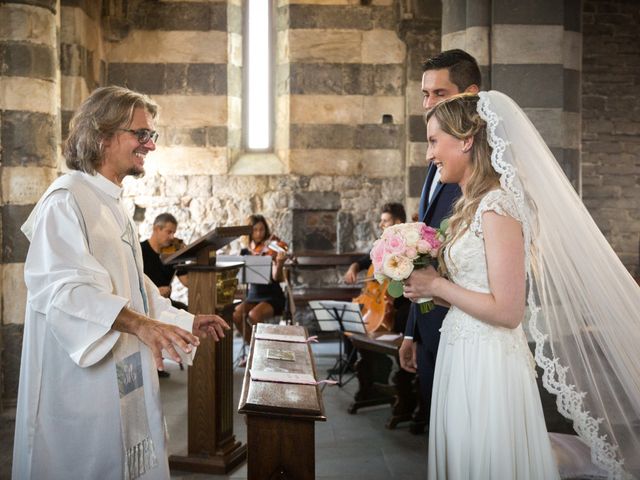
[141,213,189,377]
[141,214,188,311]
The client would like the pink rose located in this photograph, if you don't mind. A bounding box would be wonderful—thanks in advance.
[420,224,437,241]
[420,224,442,251]
[385,233,406,255]
[404,246,418,259]
[416,239,431,254]
[370,239,386,272]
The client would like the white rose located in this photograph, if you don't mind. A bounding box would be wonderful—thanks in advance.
[383,254,415,281]
[374,272,387,284]
[382,223,400,239]
[403,227,420,246]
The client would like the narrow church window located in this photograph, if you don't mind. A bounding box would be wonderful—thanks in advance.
[244,0,273,151]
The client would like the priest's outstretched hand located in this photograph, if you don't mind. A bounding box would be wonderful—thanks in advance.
[193,314,230,341]
[113,307,229,371]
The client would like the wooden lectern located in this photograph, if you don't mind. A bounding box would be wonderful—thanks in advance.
[238,323,326,480]
[162,226,250,474]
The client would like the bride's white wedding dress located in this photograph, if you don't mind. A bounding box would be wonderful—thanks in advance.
[428,189,560,480]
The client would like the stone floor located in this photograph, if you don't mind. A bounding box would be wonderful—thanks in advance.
[0,338,428,480]
[0,407,15,480]
[168,337,428,480]
[0,336,613,480]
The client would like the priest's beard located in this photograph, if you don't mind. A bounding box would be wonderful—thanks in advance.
[127,167,145,179]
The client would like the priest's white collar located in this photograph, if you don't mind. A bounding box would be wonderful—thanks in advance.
[80,171,123,199]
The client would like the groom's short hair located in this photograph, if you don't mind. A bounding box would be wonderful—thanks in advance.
[422,49,482,92]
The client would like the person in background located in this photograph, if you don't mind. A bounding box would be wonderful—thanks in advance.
[141,212,188,311]
[344,202,411,333]
[141,212,189,377]
[232,214,287,345]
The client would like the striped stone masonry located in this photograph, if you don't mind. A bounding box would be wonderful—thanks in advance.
[60,2,104,136]
[441,0,582,187]
[283,1,406,184]
[400,1,442,218]
[0,0,59,407]
[227,1,243,162]
[106,1,231,176]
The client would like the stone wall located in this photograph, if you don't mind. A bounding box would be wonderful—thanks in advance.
[60,0,105,138]
[106,0,231,179]
[581,0,640,276]
[400,0,442,219]
[441,0,583,187]
[280,0,408,251]
[105,0,417,257]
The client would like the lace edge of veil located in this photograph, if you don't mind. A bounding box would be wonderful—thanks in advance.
[477,92,629,480]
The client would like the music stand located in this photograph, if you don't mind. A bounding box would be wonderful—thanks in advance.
[309,300,366,387]
[218,255,273,366]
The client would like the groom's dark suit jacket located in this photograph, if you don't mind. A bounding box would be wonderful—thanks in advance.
[405,162,461,404]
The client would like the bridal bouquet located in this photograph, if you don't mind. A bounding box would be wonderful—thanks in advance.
[370,222,445,314]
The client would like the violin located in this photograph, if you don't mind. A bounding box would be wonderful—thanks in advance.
[353,265,394,333]
[250,235,290,259]
[160,238,185,256]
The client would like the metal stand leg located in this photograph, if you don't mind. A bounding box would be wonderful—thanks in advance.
[323,334,356,390]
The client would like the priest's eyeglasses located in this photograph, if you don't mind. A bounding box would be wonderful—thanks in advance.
[118,128,159,144]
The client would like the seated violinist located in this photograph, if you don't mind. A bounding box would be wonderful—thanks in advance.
[344,203,410,334]
[232,214,288,344]
[140,213,189,378]
[141,212,188,311]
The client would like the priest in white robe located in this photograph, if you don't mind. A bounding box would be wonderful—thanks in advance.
[12,86,229,480]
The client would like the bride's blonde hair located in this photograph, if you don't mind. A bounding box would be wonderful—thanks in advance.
[425,94,500,273]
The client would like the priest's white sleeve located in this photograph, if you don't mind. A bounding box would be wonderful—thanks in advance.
[24,190,128,367]
[144,275,197,365]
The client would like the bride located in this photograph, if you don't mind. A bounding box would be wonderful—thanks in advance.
[404,92,640,479]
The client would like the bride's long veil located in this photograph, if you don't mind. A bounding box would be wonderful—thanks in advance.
[478,91,640,479]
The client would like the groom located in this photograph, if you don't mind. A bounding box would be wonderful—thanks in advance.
[399,49,482,431]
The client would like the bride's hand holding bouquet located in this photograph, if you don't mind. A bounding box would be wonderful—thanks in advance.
[370,222,445,314]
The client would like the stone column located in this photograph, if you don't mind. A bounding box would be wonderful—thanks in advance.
[227,0,243,168]
[442,0,582,189]
[60,0,105,138]
[281,1,407,251]
[0,0,60,409]
[400,0,443,220]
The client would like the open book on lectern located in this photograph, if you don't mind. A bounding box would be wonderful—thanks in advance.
[308,300,367,334]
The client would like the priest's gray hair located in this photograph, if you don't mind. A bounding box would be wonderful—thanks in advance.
[63,86,158,174]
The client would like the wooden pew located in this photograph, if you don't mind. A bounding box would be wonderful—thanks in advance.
[347,332,427,433]
[286,252,364,303]
[238,324,326,480]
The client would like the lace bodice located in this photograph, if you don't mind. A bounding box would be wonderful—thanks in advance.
[444,189,523,291]
[440,190,533,360]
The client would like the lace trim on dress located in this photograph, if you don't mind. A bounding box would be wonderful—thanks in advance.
[477,92,628,479]
[470,189,522,239]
